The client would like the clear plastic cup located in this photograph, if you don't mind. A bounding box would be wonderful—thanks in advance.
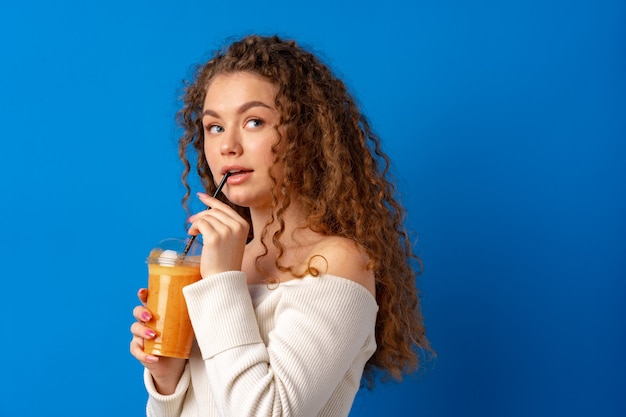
[143,238,202,359]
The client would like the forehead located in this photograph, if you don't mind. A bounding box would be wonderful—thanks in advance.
[203,72,277,107]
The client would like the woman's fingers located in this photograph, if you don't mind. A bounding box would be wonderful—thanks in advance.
[196,193,231,210]
[130,320,157,339]
[137,288,148,304]
[130,320,158,364]
[131,293,158,361]
[186,207,249,253]
[184,194,249,276]
[188,208,246,237]
[131,305,158,346]
[133,305,153,323]
[130,334,160,365]
[130,305,160,365]
[194,213,247,243]
[188,195,245,224]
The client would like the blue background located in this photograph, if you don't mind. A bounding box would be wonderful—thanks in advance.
[0,0,624,416]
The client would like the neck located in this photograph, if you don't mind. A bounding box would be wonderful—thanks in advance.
[248,201,314,249]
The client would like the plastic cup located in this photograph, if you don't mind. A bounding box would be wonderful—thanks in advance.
[143,238,202,359]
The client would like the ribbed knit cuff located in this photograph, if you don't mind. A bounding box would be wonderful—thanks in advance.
[183,271,263,360]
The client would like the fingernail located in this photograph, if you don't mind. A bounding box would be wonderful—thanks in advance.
[145,355,159,363]
[141,311,152,321]
[197,192,209,198]
[145,329,156,338]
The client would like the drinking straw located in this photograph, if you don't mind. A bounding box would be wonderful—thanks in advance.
[181,172,231,257]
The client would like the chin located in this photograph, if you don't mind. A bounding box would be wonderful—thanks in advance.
[225,194,254,208]
[226,189,268,206]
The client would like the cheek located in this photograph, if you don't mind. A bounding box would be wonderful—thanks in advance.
[204,142,220,171]
[204,136,221,156]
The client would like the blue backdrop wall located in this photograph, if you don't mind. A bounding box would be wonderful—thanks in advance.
[1,1,624,416]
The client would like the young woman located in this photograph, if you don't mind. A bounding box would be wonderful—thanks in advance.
[130,34,432,417]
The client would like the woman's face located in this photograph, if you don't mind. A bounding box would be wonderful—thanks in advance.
[202,71,282,210]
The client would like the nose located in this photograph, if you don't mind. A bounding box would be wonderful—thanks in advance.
[220,128,243,156]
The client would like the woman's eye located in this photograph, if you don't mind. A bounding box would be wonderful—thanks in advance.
[246,118,263,128]
[205,124,224,134]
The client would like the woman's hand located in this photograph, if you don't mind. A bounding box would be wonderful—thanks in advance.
[187,193,250,277]
[129,288,186,395]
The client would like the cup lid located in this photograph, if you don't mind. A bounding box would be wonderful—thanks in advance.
[146,237,202,266]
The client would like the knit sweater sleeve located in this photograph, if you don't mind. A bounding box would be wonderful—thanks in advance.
[182,271,378,417]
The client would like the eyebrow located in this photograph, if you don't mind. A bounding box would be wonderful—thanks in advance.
[202,101,273,118]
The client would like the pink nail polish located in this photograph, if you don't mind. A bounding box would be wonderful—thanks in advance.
[146,329,156,338]
[141,311,151,322]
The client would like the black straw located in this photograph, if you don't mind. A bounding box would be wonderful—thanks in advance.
[181,172,231,257]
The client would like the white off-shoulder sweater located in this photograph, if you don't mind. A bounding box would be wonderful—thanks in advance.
[144,272,378,417]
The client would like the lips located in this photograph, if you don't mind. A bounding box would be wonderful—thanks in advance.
[221,165,252,175]
[225,169,253,185]
[226,169,253,182]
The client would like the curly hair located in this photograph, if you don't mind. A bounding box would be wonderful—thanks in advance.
[176,34,432,386]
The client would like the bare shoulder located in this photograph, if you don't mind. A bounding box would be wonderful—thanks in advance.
[308,236,376,297]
